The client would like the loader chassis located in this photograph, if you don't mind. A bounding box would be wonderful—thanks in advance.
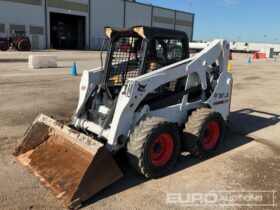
[14,26,232,209]
[77,27,191,136]
[74,26,232,153]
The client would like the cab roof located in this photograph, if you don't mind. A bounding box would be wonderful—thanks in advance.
[104,25,189,41]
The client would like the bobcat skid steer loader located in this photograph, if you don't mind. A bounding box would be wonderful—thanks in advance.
[14,26,233,209]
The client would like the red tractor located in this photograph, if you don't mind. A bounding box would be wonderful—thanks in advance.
[0,30,31,51]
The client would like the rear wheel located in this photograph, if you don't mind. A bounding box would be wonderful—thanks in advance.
[0,41,9,51]
[17,39,31,51]
[183,108,224,157]
[127,117,181,178]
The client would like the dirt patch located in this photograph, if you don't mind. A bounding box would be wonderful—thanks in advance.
[227,142,280,207]
[233,82,246,90]
[244,76,262,81]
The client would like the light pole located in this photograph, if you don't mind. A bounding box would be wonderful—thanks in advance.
[263,34,267,43]
[188,0,192,12]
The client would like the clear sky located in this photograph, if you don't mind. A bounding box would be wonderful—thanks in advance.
[138,0,280,43]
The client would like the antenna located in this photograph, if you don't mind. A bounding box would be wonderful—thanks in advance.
[189,0,192,12]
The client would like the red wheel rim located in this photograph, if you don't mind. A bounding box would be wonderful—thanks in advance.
[150,133,174,167]
[202,120,220,150]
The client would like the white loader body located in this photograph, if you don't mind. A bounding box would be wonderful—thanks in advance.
[74,39,232,152]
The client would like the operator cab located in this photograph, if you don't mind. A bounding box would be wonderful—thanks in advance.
[101,26,190,105]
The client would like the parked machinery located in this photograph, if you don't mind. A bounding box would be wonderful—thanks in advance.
[0,30,31,51]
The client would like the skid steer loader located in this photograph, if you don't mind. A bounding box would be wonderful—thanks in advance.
[14,26,233,209]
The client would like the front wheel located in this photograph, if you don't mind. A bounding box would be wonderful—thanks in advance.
[127,117,181,178]
[183,108,225,158]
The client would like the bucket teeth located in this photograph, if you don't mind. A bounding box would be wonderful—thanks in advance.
[13,114,123,209]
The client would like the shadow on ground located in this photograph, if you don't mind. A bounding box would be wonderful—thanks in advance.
[84,108,280,207]
[229,108,280,135]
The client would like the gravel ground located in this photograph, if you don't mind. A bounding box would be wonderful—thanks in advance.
[0,51,279,209]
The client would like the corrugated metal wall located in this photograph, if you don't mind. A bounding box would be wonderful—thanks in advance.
[90,1,194,49]
[125,2,152,27]
[0,0,194,49]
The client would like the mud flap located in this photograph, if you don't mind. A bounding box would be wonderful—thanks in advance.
[13,114,123,209]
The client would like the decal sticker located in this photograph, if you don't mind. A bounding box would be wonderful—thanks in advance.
[213,99,229,106]
[214,92,229,99]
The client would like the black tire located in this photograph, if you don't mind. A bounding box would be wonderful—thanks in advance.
[127,117,181,178]
[0,41,9,51]
[183,108,224,158]
[17,39,31,51]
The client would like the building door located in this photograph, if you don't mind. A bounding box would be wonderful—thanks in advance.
[50,12,85,49]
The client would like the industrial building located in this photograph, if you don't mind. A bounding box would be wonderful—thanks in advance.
[0,0,195,50]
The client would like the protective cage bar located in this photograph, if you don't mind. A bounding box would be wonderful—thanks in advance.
[107,36,143,86]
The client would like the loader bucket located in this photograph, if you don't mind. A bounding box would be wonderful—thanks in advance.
[13,114,123,209]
